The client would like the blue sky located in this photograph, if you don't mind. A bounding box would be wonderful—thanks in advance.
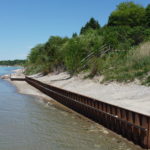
[0,0,150,60]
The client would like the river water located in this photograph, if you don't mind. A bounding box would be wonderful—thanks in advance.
[0,67,142,150]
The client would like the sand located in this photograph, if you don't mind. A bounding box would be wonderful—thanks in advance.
[9,70,150,116]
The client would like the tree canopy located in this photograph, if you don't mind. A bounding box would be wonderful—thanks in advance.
[80,18,100,34]
[108,2,145,27]
[0,60,26,66]
[145,4,150,27]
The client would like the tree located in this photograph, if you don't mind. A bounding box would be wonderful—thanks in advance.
[108,2,145,27]
[80,18,100,34]
[27,44,44,64]
[63,37,87,74]
[0,60,26,66]
[145,4,150,27]
[72,32,78,38]
[42,36,68,72]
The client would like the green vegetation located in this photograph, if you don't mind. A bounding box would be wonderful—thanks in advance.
[80,18,101,34]
[0,59,26,66]
[26,1,150,85]
[108,2,145,27]
[145,4,150,27]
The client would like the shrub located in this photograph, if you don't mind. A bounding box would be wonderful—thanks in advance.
[80,18,100,34]
[63,30,104,74]
[108,2,145,27]
[102,26,133,50]
[101,42,150,82]
[145,4,150,27]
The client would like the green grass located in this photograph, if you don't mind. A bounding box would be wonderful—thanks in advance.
[95,42,150,84]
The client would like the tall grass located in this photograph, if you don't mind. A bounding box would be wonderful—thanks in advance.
[99,42,150,84]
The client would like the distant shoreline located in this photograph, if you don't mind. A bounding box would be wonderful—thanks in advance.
[0,65,23,67]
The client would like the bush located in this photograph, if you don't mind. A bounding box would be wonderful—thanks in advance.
[101,26,147,50]
[63,30,104,74]
[43,36,68,73]
[100,42,150,82]
[108,2,145,27]
[80,18,100,34]
[145,4,150,27]
[129,26,146,45]
[102,26,133,50]
[63,37,88,74]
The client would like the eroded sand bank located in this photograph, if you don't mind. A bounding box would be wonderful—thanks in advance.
[9,69,150,115]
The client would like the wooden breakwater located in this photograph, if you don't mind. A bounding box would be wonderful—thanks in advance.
[11,76,150,149]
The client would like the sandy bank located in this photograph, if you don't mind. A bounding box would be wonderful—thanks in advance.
[9,70,150,115]
[36,72,150,115]
[5,69,51,101]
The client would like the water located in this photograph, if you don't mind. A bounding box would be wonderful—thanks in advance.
[0,66,21,76]
[0,67,142,150]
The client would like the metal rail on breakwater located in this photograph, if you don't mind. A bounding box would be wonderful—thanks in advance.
[10,78,25,81]
[11,76,150,149]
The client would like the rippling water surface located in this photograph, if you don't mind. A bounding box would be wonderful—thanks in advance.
[0,67,142,150]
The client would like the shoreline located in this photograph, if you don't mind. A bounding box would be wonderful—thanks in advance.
[35,72,150,116]
[7,73,90,117]
[2,69,148,149]
[4,69,150,116]
[8,74,114,132]
[6,75,143,150]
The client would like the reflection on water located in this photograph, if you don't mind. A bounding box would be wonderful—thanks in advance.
[0,67,143,150]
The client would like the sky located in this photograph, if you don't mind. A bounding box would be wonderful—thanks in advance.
[0,0,150,60]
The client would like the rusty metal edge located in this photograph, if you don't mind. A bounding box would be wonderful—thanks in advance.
[10,78,25,81]
[27,79,148,131]
[12,76,150,149]
[26,76,150,149]
[26,76,150,117]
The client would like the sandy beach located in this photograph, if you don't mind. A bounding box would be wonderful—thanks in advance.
[8,69,150,116]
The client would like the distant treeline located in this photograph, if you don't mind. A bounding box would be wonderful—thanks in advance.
[26,2,150,85]
[0,59,26,66]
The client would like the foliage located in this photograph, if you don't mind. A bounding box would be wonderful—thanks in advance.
[26,37,68,74]
[101,25,148,50]
[27,44,44,64]
[108,2,145,27]
[102,26,132,50]
[100,42,150,83]
[144,28,150,40]
[63,30,103,74]
[26,1,150,85]
[72,33,78,38]
[80,18,100,34]
[42,36,68,73]
[145,4,150,27]
[0,59,26,66]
